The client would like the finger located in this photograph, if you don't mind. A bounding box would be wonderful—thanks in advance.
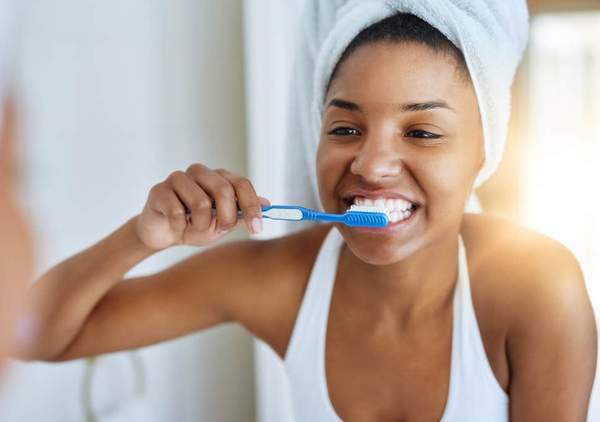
[149,184,187,234]
[258,196,271,207]
[164,191,187,234]
[186,165,238,231]
[168,171,212,233]
[217,170,263,234]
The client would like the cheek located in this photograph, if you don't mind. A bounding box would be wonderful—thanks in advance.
[418,151,474,205]
[316,141,347,200]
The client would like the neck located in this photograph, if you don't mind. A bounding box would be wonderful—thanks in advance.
[337,233,459,325]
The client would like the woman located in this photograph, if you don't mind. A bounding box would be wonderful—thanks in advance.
[17,11,596,422]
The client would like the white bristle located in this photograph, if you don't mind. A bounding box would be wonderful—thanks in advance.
[348,204,389,216]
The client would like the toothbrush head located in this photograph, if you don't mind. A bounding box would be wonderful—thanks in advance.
[344,205,390,228]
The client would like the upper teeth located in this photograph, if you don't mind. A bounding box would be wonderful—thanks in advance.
[353,197,414,212]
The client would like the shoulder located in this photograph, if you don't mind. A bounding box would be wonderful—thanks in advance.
[461,212,595,350]
[463,214,598,415]
[462,212,587,304]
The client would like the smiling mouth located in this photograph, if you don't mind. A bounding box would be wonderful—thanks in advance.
[343,196,420,224]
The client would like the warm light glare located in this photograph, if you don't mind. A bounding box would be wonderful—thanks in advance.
[522,13,600,305]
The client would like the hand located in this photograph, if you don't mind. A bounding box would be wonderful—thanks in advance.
[135,164,270,250]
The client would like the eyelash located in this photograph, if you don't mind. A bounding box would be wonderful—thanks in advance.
[406,130,442,139]
[328,127,442,139]
[329,127,360,137]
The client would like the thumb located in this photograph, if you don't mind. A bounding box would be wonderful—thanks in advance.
[258,196,271,208]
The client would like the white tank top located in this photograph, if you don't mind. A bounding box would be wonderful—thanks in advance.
[284,227,508,421]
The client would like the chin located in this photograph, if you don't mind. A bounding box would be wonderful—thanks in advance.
[337,224,425,266]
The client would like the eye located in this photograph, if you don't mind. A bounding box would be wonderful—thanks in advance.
[328,127,361,137]
[405,129,442,139]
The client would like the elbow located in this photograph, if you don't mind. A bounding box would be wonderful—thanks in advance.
[9,345,68,363]
[9,314,82,362]
[37,343,80,363]
[8,333,78,362]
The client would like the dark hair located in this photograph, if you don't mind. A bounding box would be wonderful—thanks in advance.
[326,13,470,93]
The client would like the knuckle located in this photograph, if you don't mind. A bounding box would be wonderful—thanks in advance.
[216,183,235,200]
[186,163,207,176]
[169,206,185,217]
[193,197,212,210]
[168,170,186,183]
[196,197,212,210]
[149,185,160,197]
[149,183,167,198]
[234,177,252,191]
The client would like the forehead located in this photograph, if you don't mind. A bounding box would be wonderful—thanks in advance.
[326,41,470,108]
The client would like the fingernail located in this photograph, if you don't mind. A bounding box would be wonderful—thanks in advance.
[251,217,262,234]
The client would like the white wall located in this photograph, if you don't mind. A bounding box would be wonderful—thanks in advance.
[242,1,305,421]
[0,1,255,421]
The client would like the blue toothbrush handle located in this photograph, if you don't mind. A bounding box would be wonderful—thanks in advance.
[260,205,345,223]
[299,208,345,223]
[223,206,386,228]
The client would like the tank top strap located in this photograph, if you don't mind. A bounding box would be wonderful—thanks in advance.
[284,226,344,363]
[284,226,345,421]
[442,235,508,420]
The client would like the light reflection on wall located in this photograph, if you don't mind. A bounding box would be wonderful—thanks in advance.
[521,13,600,305]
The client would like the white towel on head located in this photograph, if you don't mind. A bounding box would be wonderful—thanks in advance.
[283,0,529,216]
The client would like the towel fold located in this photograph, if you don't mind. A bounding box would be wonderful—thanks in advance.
[284,0,529,214]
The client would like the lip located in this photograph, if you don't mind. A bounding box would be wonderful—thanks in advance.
[340,189,420,206]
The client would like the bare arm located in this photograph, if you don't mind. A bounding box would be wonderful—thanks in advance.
[19,217,153,360]
[48,233,271,361]
[16,164,270,361]
[47,223,326,362]
[508,241,597,421]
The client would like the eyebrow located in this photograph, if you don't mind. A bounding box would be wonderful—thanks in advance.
[326,98,455,113]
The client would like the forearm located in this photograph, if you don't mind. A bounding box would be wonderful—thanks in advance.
[17,216,156,360]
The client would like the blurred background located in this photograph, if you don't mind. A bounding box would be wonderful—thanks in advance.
[0,0,598,421]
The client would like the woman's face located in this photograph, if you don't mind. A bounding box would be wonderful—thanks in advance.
[317,41,483,265]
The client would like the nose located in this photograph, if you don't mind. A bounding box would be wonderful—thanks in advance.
[350,136,402,183]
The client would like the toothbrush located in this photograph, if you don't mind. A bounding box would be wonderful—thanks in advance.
[205,204,390,228]
[259,204,390,228]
